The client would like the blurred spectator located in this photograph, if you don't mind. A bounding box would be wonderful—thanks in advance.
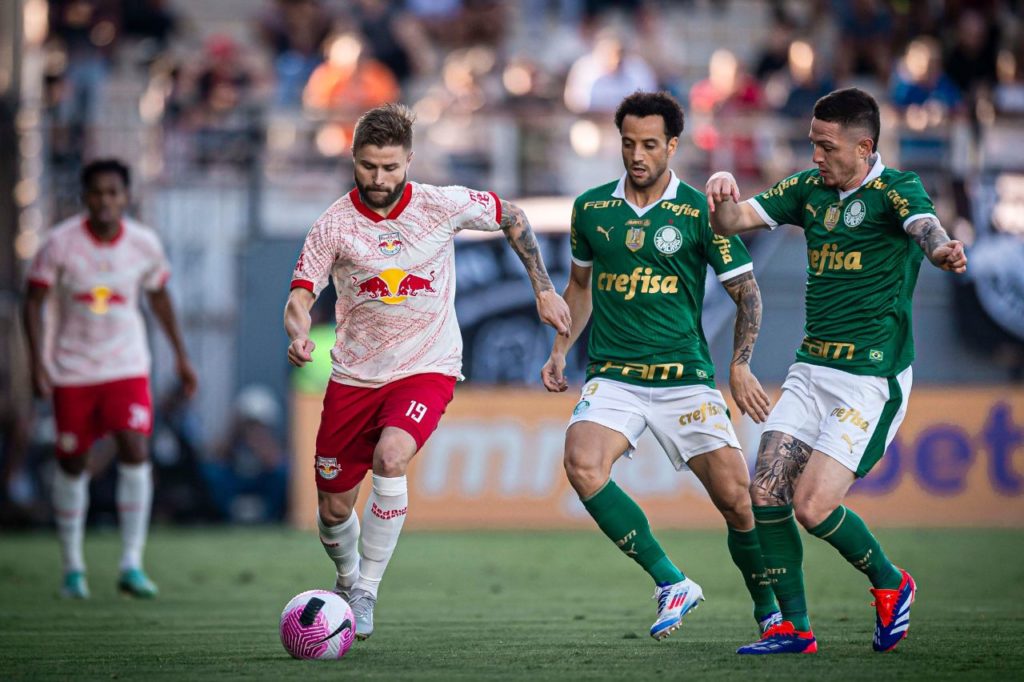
[563,30,657,113]
[202,385,288,523]
[256,0,334,108]
[689,49,765,180]
[889,37,963,115]
[943,9,1000,106]
[47,0,120,131]
[768,39,834,119]
[833,0,892,85]
[994,42,1024,116]
[405,0,504,48]
[303,32,400,114]
[350,0,429,87]
[120,0,179,64]
[754,17,796,81]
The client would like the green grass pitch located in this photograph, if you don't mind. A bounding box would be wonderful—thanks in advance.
[1,527,1021,680]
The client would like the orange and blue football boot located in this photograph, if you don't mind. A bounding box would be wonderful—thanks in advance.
[736,620,817,654]
[871,568,916,652]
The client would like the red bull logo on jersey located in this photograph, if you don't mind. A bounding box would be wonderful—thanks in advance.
[73,285,126,314]
[353,267,437,305]
[378,232,403,256]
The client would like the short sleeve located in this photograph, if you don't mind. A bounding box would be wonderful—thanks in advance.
[26,235,60,289]
[569,198,592,266]
[702,220,753,282]
[291,213,340,297]
[142,235,172,291]
[746,171,809,229]
[449,186,502,233]
[887,172,938,231]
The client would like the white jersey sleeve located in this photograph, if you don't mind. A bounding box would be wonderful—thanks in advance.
[27,233,63,288]
[291,208,343,297]
[445,186,503,233]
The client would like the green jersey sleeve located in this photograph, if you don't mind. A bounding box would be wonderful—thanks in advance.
[747,171,811,229]
[701,216,753,281]
[570,198,593,265]
[885,171,937,230]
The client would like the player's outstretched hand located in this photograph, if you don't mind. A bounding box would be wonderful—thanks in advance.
[705,171,741,213]
[30,362,52,399]
[541,353,569,392]
[536,290,571,337]
[932,240,967,274]
[729,362,770,424]
[177,357,199,398]
[288,337,315,367]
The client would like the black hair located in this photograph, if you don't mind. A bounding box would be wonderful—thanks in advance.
[81,158,131,190]
[812,88,881,152]
[614,90,685,140]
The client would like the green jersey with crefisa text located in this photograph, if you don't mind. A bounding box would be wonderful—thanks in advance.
[571,171,753,388]
[746,156,936,377]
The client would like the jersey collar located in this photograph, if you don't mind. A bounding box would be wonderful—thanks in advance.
[349,182,414,223]
[837,154,885,201]
[82,217,124,246]
[611,170,680,217]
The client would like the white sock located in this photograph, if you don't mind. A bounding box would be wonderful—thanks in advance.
[317,510,361,586]
[53,468,89,574]
[116,462,152,572]
[354,474,408,598]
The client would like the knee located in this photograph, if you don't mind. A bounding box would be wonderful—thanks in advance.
[317,493,354,526]
[793,492,834,529]
[563,447,608,498]
[374,444,407,478]
[716,485,754,528]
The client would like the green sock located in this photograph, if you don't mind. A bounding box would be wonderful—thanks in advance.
[582,480,684,585]
[727,525,779,622]
[753,505,810,631]
[808,506,902,589]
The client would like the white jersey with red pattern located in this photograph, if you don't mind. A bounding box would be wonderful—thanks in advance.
[291,182,503,387]
[27,215,171,386]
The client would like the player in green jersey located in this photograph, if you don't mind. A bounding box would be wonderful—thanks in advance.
[542,91,781,641]
[705,88,967,655]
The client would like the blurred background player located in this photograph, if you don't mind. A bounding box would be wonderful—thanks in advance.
[284,103,571,639]
[542,91,780,641]
[22,158,197,599]
[706,87,968,654]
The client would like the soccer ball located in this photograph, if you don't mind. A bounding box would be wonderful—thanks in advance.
[279,590,356,660]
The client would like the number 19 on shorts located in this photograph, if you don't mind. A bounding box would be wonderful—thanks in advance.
[406,400,427,423]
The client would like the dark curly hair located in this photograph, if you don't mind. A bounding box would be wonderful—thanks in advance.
[81,158,131,190]
[614,91,685,140]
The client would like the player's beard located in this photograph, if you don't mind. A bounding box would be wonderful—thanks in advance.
[356,173,408,210]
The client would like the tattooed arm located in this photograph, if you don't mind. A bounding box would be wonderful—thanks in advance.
[751,431,813,505]
[905,216,967,273]
[722,271,771,423]
[500,199,571,336]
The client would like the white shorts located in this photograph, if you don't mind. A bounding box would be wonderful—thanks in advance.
[763,362,913,477]
[568,378,742,470]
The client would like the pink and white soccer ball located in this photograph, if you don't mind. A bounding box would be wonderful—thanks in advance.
[279,590,356,660]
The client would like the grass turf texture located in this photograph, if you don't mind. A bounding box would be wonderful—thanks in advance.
[1,528,1021,680]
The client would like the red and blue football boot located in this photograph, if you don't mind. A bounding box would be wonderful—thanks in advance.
[871,568,916,652]
[736,620,817,655]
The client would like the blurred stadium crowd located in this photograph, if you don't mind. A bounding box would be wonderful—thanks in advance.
[2,0,1023,527]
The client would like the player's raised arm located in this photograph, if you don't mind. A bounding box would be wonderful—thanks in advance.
[705,171,770,236]
[905,216,967,274]
[541,262,592,392]
[721,271,770,423]
[498,199,572,337]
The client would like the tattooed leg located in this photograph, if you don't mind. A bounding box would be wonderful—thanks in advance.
[750,430,813,506]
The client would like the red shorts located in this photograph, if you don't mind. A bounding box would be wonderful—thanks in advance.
[52,377,153,457]
[314,373,457,493]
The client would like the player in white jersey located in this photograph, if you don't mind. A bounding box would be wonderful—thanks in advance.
[284,104,571,639]
[22,159,197,599]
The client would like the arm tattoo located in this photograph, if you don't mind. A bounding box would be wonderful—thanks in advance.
[905,216,951,262]
[722,271,761,366]
[500,201,555,294]
[751,431,812,505]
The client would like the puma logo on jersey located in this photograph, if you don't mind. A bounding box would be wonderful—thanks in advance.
[805,203,818,218]
[596,225,614,241]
